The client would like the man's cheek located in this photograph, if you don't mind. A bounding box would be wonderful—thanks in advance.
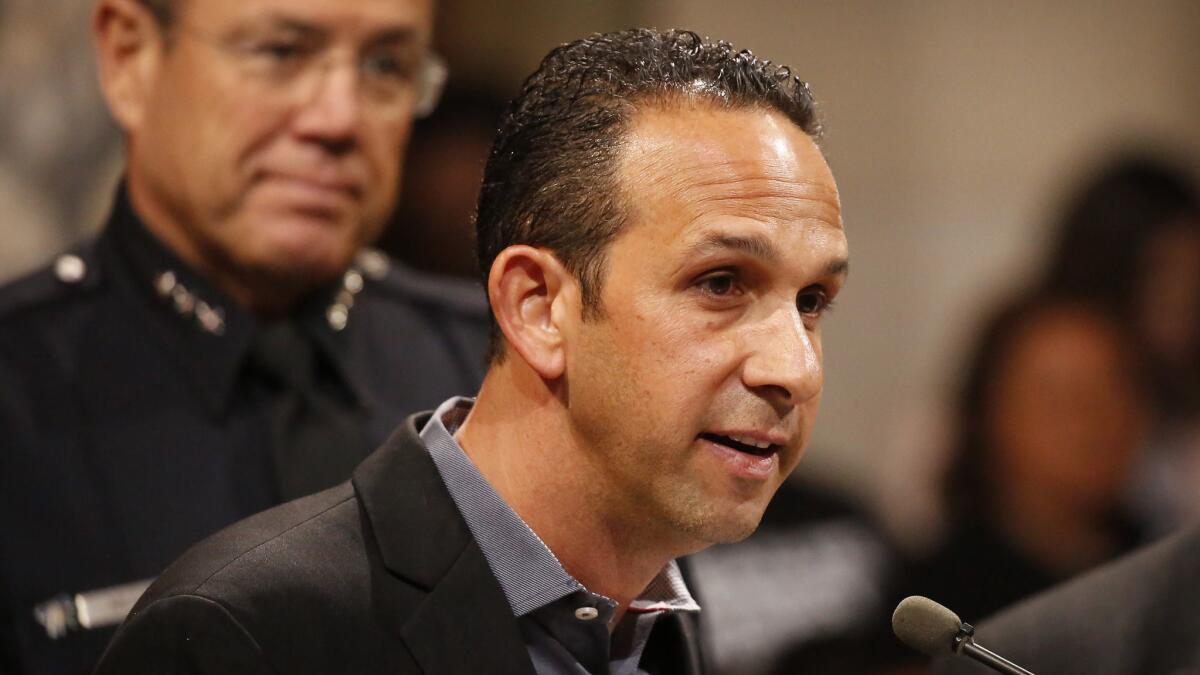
[676,336,742,384]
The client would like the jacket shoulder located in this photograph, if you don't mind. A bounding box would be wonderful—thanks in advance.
[139,483,362,606]
[357,249,488,320]
[116,480,427,674]
[0,243,104,325]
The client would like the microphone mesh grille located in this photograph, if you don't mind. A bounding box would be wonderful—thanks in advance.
[892,595,962,657]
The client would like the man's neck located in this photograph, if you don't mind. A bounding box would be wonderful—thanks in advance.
[455,362,684,610]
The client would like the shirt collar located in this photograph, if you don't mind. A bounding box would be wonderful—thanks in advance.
[628,564,699,614]
[106,182,370,418]
[419,397,700,617]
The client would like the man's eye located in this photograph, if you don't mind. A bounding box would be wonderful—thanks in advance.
[797,289,831,316]
[697,273,738,297]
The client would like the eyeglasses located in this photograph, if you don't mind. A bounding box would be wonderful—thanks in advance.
[176,26,448,118]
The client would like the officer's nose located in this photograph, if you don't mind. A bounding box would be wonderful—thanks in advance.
[291,62,362,154]
[741,304,823,410]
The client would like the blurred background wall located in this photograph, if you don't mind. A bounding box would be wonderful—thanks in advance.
[3,0,1199,546]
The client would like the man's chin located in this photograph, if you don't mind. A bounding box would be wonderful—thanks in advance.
[672,499,770,550]
[711,512,767,544]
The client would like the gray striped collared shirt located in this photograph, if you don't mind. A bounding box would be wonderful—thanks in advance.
[421,397,700,674]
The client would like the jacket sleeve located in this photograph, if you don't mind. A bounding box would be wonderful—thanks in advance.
[93,594,279,675]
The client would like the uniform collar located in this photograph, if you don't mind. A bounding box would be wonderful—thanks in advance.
[105,183,372,418]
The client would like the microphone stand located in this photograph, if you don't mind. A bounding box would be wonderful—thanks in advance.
[954,623,1036,675]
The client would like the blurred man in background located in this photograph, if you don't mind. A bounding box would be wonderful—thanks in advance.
[1039,156,1200,537]
[0,0,495,672]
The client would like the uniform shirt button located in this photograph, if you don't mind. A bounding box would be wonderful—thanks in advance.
[154,270,177,296]
[356,249,390,280]
[343,269,364,294]
[326,304,350,331]
[574,606,600,621]
[54,254,87,284]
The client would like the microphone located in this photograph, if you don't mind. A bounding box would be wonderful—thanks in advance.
[892,596,1036,675]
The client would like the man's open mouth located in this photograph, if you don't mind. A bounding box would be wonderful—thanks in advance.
[700,433,778,457]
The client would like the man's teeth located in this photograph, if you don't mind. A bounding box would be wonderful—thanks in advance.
[727,434,772,450]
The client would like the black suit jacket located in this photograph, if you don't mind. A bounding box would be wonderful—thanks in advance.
[932,522,1200,675]
[93,414,703,675]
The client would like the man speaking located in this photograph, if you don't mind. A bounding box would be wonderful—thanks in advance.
[95,28,850,674]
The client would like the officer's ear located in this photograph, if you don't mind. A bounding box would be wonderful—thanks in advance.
[487,246,577,380]
[93,0,166,132]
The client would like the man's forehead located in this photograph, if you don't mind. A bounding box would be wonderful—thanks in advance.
[622,103,828,170]
[181,0,432,35]
[618,104,842,234]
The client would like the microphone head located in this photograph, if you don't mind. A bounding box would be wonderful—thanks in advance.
[892,595,963,657]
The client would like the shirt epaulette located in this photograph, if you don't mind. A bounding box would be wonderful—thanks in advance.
[0,243,103,323]
[358,249,489,319]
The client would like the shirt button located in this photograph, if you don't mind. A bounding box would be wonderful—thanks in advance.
[574,606,600,621]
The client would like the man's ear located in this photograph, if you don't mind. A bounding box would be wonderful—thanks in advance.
[487,246,577,380]
[93,0,165,132]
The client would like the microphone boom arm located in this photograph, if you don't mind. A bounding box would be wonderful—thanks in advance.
[955,623,1036,675]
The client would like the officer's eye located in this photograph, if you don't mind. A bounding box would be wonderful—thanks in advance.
[797,288,832,317]
[361,48,419,83]
[251,40,308,62]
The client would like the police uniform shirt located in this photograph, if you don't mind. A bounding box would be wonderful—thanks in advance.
[0,186,491,674]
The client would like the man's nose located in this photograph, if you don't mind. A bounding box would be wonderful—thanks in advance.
[291,63,363,152]
[741,306,823,409]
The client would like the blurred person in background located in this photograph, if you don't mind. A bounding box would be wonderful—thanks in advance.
[1039,155,1200,536]
[895,293,1150,651]
[0,0,497,672]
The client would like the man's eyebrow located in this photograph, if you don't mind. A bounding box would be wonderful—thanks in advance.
[686,234,780,263]
[824,258,850,279]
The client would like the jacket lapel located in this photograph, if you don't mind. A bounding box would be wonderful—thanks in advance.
[353,414,536,675]
[400,542,536,674]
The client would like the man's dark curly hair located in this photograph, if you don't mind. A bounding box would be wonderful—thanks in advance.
[475,28,821,357]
